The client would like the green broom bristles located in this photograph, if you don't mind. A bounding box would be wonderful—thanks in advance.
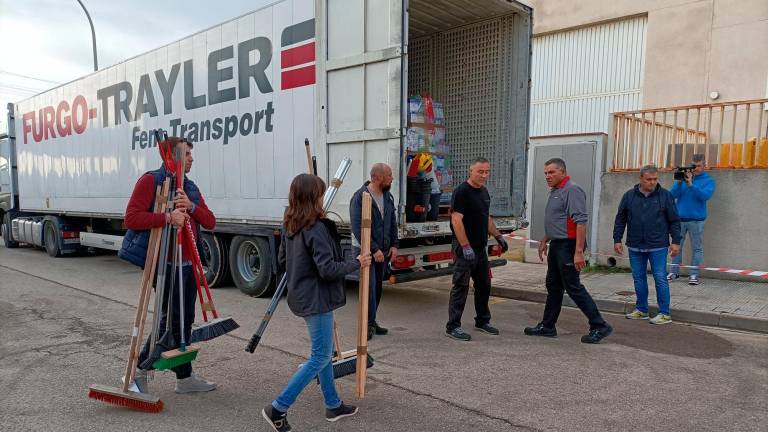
[151,349,198,371]
[190,317,239,343]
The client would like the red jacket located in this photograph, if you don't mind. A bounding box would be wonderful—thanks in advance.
[125,173,215,262]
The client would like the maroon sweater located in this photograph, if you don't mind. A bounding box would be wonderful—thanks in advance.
[125,173,216,261]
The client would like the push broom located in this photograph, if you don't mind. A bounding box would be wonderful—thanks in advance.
[245,155,353,353]
[88,181,169,412]
[183,218,240,343]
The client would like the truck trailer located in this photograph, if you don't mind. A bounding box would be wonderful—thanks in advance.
[1,0,532,297]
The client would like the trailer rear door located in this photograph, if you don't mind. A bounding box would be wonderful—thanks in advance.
[314,0,405,225]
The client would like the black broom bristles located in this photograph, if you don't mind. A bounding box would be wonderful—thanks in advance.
[315,354,374,383]
[190,316,240,343]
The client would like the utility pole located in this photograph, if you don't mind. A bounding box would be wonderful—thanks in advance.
[75,0,98,71]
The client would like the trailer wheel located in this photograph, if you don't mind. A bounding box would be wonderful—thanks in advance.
[2,213,19,248]
[200,232,230,288]
[229,235,273,297]
[44,221,62,257]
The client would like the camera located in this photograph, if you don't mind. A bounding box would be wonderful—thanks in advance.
[674,164,696,181]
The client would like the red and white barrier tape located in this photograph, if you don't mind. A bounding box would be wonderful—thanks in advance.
[502,234,768,279]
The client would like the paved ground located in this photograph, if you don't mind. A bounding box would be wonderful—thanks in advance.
[1,242,767,431]
[489,256,768,332]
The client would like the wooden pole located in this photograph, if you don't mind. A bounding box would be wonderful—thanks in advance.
[355,192,372,399]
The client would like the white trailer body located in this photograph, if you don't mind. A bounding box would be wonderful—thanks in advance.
[3,0,533,296]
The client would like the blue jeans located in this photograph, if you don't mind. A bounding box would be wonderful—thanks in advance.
[272,311,341,412]
[629,248,671,315]
[670,220,705,277]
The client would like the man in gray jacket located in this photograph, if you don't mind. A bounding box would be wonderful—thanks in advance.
[350,163,399,340]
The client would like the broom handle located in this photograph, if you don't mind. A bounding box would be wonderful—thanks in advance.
[129,180,170,384]
[304,138,313,174]
[332,321,343,362]
[356,192,372,400]
[122,183,165,392]
[183,220,218,320]
[148,184,176,357]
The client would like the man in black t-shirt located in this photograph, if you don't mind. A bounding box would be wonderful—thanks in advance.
[446,157,508,341]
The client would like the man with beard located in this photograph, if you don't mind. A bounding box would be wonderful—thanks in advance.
[350,163,399,340]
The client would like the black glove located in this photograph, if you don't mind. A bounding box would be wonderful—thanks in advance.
[495,235,509,253]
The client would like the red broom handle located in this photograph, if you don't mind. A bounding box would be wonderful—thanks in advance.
[183,219,219,320]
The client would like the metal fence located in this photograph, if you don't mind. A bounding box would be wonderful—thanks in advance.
[610,98,768,171]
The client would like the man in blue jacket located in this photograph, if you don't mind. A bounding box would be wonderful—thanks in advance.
[613,165,681,325]
[668,154,716,285]
[350,163,399,340]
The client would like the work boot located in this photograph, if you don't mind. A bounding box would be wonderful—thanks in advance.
[175,373,217,393]
[262,405,292,432]
[524,323,557,337]
[581,324,613,344]
[372,322,389,335]
[326,402,359,422]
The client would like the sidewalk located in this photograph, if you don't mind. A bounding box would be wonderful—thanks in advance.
[490,261,768,333]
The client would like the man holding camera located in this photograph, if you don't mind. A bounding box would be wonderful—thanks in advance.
[668,154,716,285]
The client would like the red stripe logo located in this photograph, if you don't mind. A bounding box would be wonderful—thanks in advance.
[281,19,316,90]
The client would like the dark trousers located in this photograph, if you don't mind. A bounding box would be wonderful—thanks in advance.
[542,239,605,330]
[138,264,196,379]
[447,254,491,331]
[354,247,386,326]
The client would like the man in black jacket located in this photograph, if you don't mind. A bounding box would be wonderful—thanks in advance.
[613,165,681,325]
[350,163,399,340]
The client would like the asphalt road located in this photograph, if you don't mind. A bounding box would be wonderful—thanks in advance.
[1,243,766,431]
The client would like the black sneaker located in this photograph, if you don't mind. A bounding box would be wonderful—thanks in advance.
[523,323,557,337]
[474,323,500,335]
[262,405,292,432]
[326,402,358,422]
[372,322,389,335]
[367,325,374,341]
[581,324,613,344]
[445,327,471,341]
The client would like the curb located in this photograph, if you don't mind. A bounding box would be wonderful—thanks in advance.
[490,285,768,334]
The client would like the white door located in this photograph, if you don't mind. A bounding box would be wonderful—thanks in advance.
[314,0,404,222]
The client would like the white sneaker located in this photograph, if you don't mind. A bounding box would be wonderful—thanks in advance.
[666,273,679,281]
[688,275,700,285]
[650,314,673,325]
[175,373,217,394]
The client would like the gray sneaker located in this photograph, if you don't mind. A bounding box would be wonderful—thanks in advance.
[175,373,217,394]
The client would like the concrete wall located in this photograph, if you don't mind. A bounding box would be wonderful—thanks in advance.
[524,0,768,108]
[596,170,768,272]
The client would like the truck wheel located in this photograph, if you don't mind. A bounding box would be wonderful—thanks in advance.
[200,232,230,288]
[44,221,62,257]
[2,213,19,248]
[229,235,274,297]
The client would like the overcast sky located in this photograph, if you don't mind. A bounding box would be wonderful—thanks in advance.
[0,0,274,133]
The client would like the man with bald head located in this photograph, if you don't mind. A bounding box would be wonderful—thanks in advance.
[350,163,399,340]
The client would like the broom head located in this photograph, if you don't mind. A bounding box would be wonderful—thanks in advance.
[88,384,163,413]
[151,345,199,371]
[190,317,239,343]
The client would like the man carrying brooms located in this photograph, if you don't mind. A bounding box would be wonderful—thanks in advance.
[121,136,217,394]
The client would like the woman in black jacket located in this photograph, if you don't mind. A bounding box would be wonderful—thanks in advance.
[262,174,371,432]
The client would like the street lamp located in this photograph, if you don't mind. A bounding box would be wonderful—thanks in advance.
[75,0,98,71]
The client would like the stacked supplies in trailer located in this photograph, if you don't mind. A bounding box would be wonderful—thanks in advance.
[403,0,531,230]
